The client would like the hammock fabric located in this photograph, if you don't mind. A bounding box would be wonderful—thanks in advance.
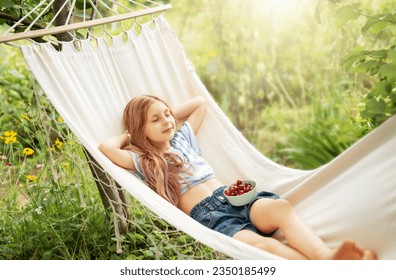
[21,16,396,259]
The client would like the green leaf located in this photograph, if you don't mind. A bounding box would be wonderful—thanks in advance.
[0,23,11,34]
[379,64,396,79]
[369,81,392,97]
[390,92,396,104]
[387,50,396,63]
[342,48,366,70]
[365,98,386,115]
[362,16,389,33]
[143,249,154,257]
[352,60,381,74]
[335,4,361,27]
[367,49,388,60]
[0,0,15,9]
[75,0,93,10]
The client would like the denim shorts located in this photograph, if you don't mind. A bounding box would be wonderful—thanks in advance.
[189,186,279,237]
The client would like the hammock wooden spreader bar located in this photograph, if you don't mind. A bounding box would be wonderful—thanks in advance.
[0,4,172,44]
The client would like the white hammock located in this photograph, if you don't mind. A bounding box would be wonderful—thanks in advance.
[20,16,396,260]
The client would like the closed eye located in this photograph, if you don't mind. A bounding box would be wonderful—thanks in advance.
[151,109,171,122]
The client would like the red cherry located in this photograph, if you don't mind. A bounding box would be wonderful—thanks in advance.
[224,189,230,196]
[236,179,242,186]
[238,190,245,195]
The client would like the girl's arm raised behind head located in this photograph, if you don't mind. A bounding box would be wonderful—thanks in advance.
[172,96,206,134]
[99,133,135,170]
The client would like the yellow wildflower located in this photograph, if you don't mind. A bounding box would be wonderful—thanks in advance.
[55,138,63,149]
[4,131,17,144]
[22,147,35,156]
[27,175,38,182]
[207,49,217,58]
[21,114,30,121]
[57,116,63,123]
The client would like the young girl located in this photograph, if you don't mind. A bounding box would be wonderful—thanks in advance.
[99,94,377,260]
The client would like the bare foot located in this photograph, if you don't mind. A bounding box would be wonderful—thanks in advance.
[330,241,377,260]
[362,249,378,260]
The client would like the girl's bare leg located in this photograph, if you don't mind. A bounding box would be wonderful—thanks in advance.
[233,229,309,259]
[247,198,377,260]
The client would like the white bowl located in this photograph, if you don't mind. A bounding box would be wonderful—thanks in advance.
[223,180,257,206]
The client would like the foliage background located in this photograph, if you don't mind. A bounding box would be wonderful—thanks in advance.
[0,0,395,259]
[166,0,395,168]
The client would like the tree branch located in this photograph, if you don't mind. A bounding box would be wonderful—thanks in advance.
[0,11,46,30]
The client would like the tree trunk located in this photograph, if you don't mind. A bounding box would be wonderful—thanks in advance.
[52,0,74,42]
[83,148,129,235]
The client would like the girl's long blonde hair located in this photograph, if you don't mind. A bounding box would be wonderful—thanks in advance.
[122,95,189,206]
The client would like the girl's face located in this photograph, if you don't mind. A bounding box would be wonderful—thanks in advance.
[144,100,176,149]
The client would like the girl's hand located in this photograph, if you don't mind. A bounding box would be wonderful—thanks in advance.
[99,133,135,170]
[172,96,206,134]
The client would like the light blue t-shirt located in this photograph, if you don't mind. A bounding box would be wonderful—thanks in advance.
[129,122,215,194]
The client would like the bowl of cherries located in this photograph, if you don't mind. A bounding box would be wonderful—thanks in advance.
[223,179,257,206]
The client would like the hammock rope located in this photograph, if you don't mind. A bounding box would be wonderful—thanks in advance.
[0,0,172,43]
